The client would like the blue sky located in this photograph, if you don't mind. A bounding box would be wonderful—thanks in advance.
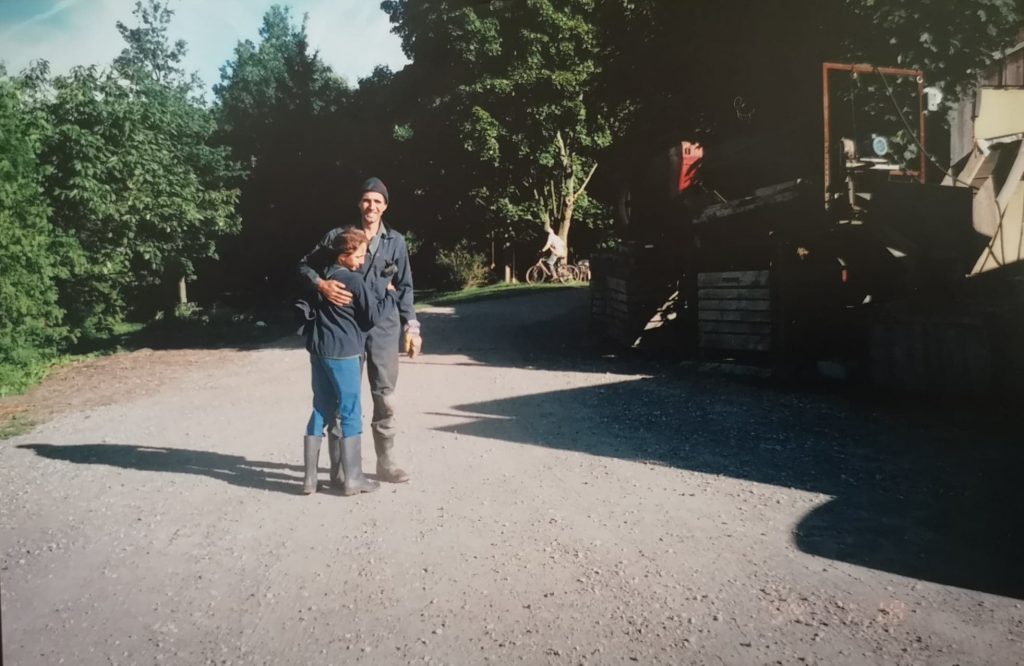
[0,0,410,93]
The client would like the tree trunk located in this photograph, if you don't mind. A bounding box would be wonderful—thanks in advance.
[178,277,188,305]
[535,132,598,264]
[559,200,574,258]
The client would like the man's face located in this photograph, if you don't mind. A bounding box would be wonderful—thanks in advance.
[359,192,388,227]
[339,243,368,271]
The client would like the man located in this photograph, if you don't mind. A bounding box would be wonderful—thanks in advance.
[540,226,567,277]
[298,177,421,484]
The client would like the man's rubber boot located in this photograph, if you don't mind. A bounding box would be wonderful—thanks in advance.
[303,435,322,495]
[374,436,410,483]
[327,430,344,489]
[341,435,380,496]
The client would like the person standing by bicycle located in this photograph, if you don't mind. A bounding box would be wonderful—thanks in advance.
[540,226,567,276]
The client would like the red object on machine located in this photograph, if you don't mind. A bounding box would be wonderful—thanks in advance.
[678,141,703,192]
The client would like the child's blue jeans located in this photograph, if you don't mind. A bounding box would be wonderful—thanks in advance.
[306,354,363,438]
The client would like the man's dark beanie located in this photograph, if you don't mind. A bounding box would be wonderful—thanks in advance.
[361,177,389,204]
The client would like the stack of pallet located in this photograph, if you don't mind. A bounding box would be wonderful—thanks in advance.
[697,270,772,354]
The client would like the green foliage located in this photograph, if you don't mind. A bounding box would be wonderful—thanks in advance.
[434,240,490,290]
[26,0,241,334]
[1,1,243,395]
[392,122,413,142]
[403,230,421,257]
[381,0,613,255]
[0,73,69,396]
[22,0,241,331]
[173,301,201,320]
[841,0,1020,100]
[212,5,351,295]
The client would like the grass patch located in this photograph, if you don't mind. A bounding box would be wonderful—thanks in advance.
[0,411,34,440]
[417,281,585,308]
[1,305,294,400]
[0,362,52,398]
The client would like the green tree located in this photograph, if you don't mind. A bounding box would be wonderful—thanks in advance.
[213,5,351,297]
[33,65,133,333]
[111,0,243,309]
[0,69,69,394]
[33,0,240,332]
[382,0,614,261]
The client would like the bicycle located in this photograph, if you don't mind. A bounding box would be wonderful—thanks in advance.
[525,257,578,284]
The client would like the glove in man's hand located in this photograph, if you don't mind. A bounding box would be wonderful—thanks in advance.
[403,321,422,359]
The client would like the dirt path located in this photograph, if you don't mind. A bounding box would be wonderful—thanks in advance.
[2,289,1022,665]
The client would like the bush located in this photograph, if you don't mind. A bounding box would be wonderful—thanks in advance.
[434,241,489,291]
[0,76,69,396]
[173,301,202,321]
[403,229,421,257]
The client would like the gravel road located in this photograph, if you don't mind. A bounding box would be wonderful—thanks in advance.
[2,288,1022,665]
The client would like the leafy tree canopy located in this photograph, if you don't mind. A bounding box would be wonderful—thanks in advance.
[212,5,353,294]
[382,0,614,254]
[0,70,69,393]
[25,0,241,332]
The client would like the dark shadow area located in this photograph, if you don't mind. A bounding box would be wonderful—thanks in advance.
[18,443,316,495]
[70,304,302,355]
[69,287,597,358]
[436,372,1024,599]
[415,287,639,374]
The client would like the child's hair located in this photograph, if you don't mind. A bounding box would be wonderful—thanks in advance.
[330,226,368,256]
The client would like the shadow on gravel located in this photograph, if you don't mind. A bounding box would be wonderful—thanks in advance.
[436,369,1024,600]
[415,287,627,373]
[420,287,1024,598]
[18,443,313,495]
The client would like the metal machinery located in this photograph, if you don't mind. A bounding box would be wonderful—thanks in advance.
[590,57,1024,394]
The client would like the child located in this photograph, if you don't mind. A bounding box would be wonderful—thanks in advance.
[303,226,395,496]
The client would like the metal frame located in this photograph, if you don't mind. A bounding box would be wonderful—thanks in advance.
[822,62,927,202]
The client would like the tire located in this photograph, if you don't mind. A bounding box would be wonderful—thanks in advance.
[563,265,581,281]
[525,264,546,284]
